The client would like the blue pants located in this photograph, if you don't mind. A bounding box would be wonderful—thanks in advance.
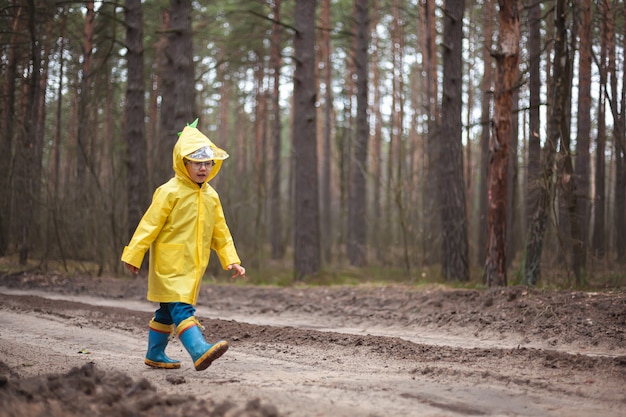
[154,302,196,326]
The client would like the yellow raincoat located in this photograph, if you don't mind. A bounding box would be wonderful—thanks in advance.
[121,125,241,305]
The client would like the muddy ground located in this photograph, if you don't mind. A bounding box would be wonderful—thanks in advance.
[0,272,624,416]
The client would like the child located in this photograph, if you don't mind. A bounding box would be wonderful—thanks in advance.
[121,119,245,371]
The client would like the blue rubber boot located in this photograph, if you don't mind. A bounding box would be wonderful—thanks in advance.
[144,319,181,369]
[177,317,229,371]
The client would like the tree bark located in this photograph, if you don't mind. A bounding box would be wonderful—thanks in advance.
[347,0,369,267]
[485,0,519,287]
[76,0,95,181]
[371,0,383,263]
[556,4,580,283]
[293,0,320,280]
[15,0,44,264]
[149,9,169,189]
[607,0,625,263]
[389,0,411,274]
[0,1,23,256]
[574,0,592,274]
[618,2,626,264]
[155,0,194,187]
[593,0,610,258]
[48,10,68,269]
[270,0,285,260]
[439,0,469,281]
[524,0,570,285]
[318,0,333,264]
[506,89,520,267]
[171,0,195,131]
[124,0,150,242]
[422,0,440,265]
[526,0,542,238]
[253,56,267,269]
[477,0,494,266]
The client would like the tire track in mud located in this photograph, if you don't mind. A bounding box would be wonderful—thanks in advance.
[3,286,624,358]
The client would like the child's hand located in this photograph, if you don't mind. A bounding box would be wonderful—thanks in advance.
[124,262,139,275]
[228,264,246,279]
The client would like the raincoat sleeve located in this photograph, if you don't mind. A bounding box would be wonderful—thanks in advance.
[211,196,241,269]
[121,187,175,268]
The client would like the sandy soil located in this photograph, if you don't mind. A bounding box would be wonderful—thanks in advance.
[0,272,624,416]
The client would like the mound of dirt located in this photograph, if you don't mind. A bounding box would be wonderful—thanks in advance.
[0,362,280,417]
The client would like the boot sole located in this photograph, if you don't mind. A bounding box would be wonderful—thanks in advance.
[194,341,229,371]
[145,358,181,369]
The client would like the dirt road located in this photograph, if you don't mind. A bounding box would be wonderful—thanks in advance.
[0,273,624,416]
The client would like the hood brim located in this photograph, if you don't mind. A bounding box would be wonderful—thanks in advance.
[173,125,229,183]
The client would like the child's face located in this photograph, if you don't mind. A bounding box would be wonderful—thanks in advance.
[185,160,215,183]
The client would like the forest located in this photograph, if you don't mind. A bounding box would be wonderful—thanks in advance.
[1,0,625,288]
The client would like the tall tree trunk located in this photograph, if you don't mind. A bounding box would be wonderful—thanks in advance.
[574,0,592,274]
[253,57,266,269]
[76,0,95,181]
[422,0,440,265]
[156,0,195,187]
[371,0,383,263]
[477,0,494,266]
[555,2,577,272]
[124,0,150,243]
[347,0,369,267]
[384,0,397,263]
[15,0,44,264]
[524,0,570,285]
[146,20,164,189]
[389,0,411,274]
[439,0,469,281]
[618,2,626,264]
[270,0,285,260]
[407,65,421,270]
[607,0,625,263]
[48,10,68,270]
[485,0,519,287]
[318,0,333,263]
[0,2,23,256]
[339,10,356,263]
[37,13,53,268]
[149,9,169,189]
[592,0,609,259]
[526,0,542,240]
[556,3,580,284]
[293,0,320,280]
[506,89,520,267]
[171,0,194,130]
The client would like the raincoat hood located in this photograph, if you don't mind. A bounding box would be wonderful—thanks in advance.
[173,123,229,183]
